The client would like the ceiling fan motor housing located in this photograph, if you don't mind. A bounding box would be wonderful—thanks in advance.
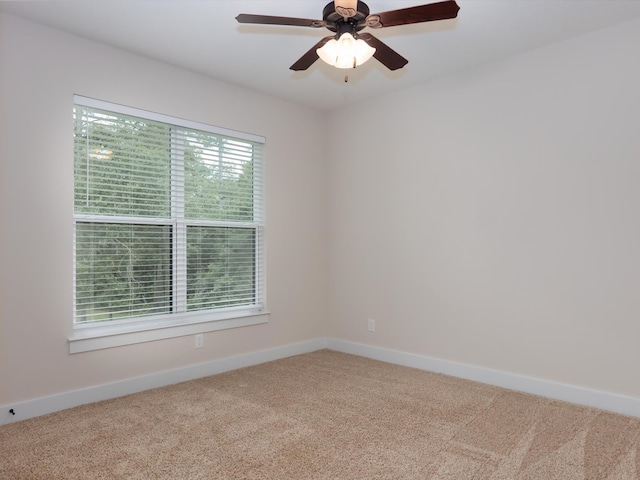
[323,1,370,34]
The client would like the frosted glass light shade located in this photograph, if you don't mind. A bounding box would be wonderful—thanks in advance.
[317,33,376,69]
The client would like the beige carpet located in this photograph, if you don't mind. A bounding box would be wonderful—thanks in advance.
[1,350,639,479]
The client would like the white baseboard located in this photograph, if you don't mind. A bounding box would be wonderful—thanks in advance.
[326,338,640,418]
[0,338,327,425]
[3,337,639,426]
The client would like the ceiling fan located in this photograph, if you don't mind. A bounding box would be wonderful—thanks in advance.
[236,0,460,71]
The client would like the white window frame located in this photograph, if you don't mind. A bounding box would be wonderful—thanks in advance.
[69,96,268,354]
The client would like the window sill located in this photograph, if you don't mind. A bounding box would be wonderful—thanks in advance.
[68,309,269,354]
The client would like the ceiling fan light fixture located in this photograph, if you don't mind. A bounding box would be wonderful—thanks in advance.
[317,32,376,69]
[238,0,461,71]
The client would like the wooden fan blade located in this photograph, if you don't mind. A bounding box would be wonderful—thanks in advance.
[367,0,460,28]
[236,13,325,28]
[290,36,334,71]
[358,33,408,70]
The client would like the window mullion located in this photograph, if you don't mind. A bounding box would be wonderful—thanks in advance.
[172,128,187,314]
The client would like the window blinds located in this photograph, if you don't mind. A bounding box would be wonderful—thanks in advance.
[73,96,264,325]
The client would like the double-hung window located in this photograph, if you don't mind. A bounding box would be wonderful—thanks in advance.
[70,96,266,353]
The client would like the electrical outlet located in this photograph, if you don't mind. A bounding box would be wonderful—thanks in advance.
[195,334,204,349]
[368,319,375,332]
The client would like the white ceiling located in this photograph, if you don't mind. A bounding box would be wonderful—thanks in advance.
[3,0,640,111]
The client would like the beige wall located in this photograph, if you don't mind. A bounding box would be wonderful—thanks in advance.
[326,18,640,399]
[3,10,640,409]
[0,13,328,405]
